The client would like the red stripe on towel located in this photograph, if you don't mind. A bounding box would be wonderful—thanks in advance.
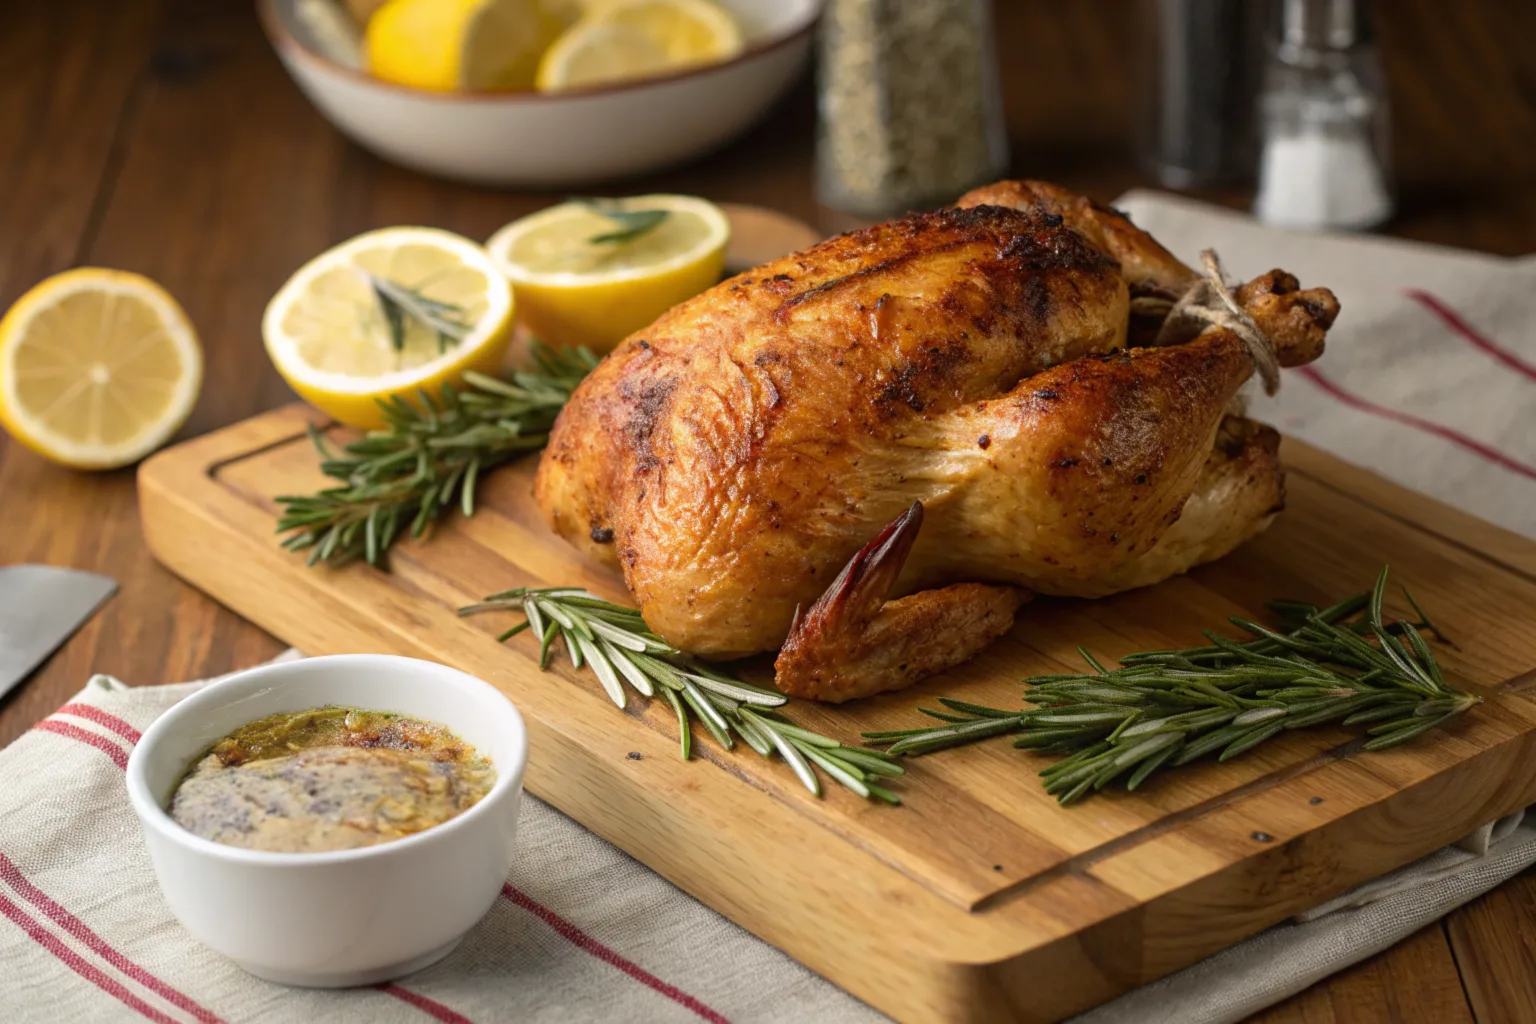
[33,720,129,770]
[503,884,731,1024]
[1407,289,1536,384]
[0,855,225,1024]
[1296,366,1536,483]
[0,890,179,1024]
[377,983,478,1024]
[54,703,143,744]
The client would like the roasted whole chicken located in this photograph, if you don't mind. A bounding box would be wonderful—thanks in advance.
[535,181,1339,702]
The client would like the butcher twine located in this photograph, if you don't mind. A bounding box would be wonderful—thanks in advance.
[1152,249,1284,396]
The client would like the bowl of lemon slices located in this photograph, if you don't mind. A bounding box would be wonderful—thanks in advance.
[258,0,820,186]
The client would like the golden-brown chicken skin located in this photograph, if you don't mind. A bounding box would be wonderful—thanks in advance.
[534,182,1339,701]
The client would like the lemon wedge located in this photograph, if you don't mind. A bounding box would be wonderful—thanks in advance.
[536,0,742,92]
[486,195,729,351]
[0,269,202,470]
[263,227,514,429]
[365,0,565,92]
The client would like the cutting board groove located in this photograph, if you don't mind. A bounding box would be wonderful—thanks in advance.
[140,406,1536,1023]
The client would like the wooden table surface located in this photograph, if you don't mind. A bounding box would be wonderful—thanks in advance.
[2,1,1533,1020]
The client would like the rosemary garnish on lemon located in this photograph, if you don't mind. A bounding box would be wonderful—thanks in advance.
[459,588,905,804]
[582,200,670,246]
[864,568,1476,805]
[276,342,596,568]
[366,274,472,354]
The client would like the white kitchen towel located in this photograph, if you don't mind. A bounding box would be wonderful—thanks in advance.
[0,666,887,1024]
[5,195,1536,1024]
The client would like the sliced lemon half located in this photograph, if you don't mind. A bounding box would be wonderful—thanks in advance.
[365,0,566,92]
[486,195,729,351]
[263,227,514,429]
[536,0,743,92]
[0,268,202,470]
[535,22,669,91]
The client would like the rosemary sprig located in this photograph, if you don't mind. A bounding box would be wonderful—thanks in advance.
[864,568,1478,805]
[459,588,905,804]
[275,342,596,568]
[582,200,670,246]
[366,274,473,354]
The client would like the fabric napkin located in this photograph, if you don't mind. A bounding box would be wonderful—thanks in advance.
[4,194,1535,1024]
[0,660,885,1024]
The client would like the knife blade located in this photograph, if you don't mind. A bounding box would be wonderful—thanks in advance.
[0,565,118,702]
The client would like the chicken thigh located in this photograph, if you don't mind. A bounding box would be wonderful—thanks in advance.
[534,182,1339,701]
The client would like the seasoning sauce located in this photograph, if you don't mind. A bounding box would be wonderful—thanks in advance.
[170,706,495,853]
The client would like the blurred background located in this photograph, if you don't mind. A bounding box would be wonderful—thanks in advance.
[5,1,1533,353]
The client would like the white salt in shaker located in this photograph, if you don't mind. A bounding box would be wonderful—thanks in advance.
[1254,0,1393,231]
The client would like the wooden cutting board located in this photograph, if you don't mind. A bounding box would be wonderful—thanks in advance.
[138,407,1536,1023]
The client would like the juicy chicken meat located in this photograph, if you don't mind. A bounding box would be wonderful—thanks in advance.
[535,181,1340,702]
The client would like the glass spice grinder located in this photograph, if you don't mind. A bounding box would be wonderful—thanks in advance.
[814,0,1010,219]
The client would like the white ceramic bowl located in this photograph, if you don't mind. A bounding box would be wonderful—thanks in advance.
[258,0,821,186]
[125,654,527,988]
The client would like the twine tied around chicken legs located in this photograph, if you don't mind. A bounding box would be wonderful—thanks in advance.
[1142,249,1283,395]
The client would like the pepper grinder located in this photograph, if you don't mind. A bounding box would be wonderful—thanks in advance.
[1135,0,1267,188]
[1253,0,1393,230]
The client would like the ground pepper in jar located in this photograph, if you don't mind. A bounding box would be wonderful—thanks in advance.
[816,0,1008,218]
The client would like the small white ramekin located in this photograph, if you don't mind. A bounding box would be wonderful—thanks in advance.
[126,654,527,988]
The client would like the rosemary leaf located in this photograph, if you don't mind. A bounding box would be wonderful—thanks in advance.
[582,200,670,245]
[366,274,473,354]
[653,688,688,759]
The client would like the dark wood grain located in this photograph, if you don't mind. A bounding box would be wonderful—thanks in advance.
[1249,924,1476,1024]
[1446,867,1536,1024]
[1,0,1532,1020]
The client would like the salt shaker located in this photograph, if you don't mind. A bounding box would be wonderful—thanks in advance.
[1253,0,1393,231]
[815,0,1009,218]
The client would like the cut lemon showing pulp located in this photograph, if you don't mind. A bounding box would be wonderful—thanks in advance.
[486,195,729,351]
[591,0,741,61]
[0,268,202,470]
[365,0,565,92]
[536,0,742,92]
[263,227,514,429]
[535,22,669,91]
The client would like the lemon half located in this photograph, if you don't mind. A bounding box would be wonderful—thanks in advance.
[263,227,514,429]
[486,195,729,351]
[536,0,743,92]
[366,0,567,91]
[0,268,202,470]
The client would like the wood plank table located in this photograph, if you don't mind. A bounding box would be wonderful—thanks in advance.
[3,1,1534,1020]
